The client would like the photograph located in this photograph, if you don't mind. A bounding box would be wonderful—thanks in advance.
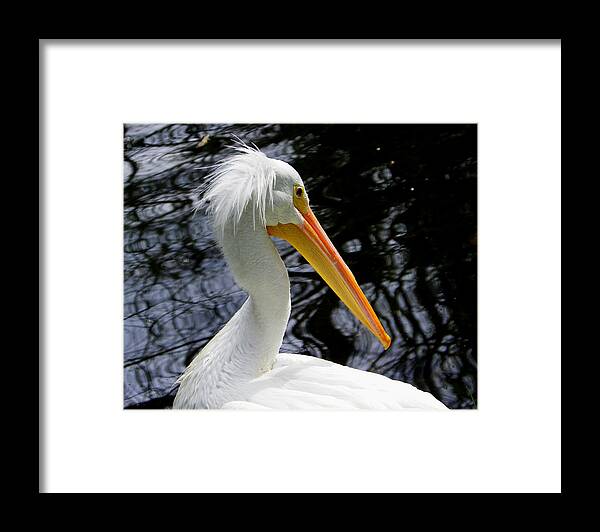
[123,123,477,410]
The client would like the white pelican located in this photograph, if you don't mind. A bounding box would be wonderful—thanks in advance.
[173,144,447,410]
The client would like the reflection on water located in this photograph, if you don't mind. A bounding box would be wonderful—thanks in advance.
[124,124,477,409]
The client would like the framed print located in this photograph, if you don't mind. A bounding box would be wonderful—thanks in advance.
[41,39,561,493]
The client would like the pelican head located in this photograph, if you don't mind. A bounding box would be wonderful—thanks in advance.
[198,143,391,350]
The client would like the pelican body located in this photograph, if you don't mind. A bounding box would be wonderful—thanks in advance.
[173,145,446,410]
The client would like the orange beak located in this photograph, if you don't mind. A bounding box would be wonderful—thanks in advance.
[267,207,391,350]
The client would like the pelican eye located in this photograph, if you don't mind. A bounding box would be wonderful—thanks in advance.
[293,185,309,214]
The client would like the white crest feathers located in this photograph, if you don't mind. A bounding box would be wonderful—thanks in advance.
[194,140,277,238]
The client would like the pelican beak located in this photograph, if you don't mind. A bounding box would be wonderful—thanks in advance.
[267,207,391,350]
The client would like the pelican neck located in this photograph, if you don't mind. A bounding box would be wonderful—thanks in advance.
[218,209,292,372]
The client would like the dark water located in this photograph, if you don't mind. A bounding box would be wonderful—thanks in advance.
[124,124,477,409]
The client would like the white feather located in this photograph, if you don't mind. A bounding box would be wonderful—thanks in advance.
[195,142,277,240]
[222,353,447,410]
